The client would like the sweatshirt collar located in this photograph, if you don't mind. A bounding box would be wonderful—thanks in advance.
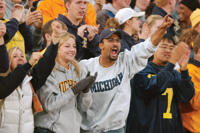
[152,6,174,19]
[54,62,75,73]
[189,58,200,67]
[58,14,85,29]
[102,3,117,14]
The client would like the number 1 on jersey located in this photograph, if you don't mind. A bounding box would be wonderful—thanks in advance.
[162,88,173,119]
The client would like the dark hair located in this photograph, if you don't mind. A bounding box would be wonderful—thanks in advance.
[145,2,156,19]
[162,34,175,45]
[106,0,112,3]
[180,0,200,11]
[106,0,135,6]
[64,0,71,4]
[130,0,136,9]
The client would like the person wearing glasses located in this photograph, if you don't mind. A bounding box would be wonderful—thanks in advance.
[126,34,195,133]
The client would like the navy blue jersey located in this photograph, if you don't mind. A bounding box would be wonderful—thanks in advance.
[126,62,194,133]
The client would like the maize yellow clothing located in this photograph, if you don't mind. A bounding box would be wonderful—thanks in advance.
[1,19,25,54]
[37,0,97,26]
[179,62,200,132]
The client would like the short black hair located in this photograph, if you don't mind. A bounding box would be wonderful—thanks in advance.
[106,0,112,3]
[162,34,176,45]
[145,2,156,19]
[130,0,136,8]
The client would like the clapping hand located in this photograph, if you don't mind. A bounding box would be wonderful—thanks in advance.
[26,8,43,29]
[72,72,98,95]
[0,21,6,45]
[0,21,6,38]
[11,4,25,23]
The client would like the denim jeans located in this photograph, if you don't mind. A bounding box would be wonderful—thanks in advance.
[80,127,125,133]
[105,127,125,133]
[34,127,55,133]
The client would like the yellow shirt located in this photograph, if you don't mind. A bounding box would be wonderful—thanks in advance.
[179,63,200,132]
[1,19,25,55]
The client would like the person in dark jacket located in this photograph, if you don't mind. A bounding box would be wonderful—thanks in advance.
[126,34,195,133]
[0,21,8,73]
[0,44,8,73]
[58,0,100,60]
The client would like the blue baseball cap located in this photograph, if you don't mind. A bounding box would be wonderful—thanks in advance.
[99,28,124,42]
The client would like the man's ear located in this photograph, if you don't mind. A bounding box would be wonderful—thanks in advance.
[126,19,132,26]
[169,0,172,5]
[99,42,104,50]
[45,33,51,41]
[65,2,71,10]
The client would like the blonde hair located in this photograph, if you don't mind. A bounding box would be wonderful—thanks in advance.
[0,47,24,76]
[105,18,125,30]
[56,32,81,78]
[179,29,199,49]
[146,15,163,28]
[155,0,168,7]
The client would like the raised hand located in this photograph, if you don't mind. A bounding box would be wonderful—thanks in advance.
[95,0,105,6]
[151,14,175,47]
[11,4,25,23]
[160,14,174,30]
[77,25,88,38]
[28,52,43,66]
[0,21,6,38]
[51,22,67,45]
[0,21,6,45]
[26,8,43,29]
[93,0,105,12]
[87,24,99,41]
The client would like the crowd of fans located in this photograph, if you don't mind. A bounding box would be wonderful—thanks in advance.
[0,0,200,133]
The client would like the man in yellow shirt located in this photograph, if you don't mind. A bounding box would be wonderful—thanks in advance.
[179,34,200,133]
[37,0,97,26]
